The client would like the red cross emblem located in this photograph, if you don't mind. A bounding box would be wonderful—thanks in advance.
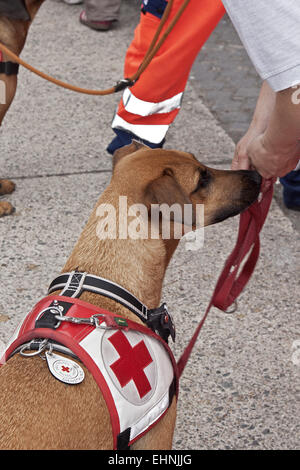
[61,365,70,373]
[108,330,153,398]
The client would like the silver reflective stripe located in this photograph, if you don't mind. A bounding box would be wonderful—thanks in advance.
[122,88,183,116]
[112,114,169,144]
[130,391,170,441]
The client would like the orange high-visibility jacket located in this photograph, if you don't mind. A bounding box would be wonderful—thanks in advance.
[108,0,225,153]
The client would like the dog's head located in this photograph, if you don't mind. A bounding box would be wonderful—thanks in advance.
[112,141,261,231]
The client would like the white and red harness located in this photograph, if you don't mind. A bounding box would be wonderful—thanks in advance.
[1,280,178,449]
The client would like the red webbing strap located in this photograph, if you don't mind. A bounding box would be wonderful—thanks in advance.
[177,180,274,377]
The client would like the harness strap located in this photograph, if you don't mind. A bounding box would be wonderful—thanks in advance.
[177,180,274,377]
[49,272,148,318]
[0,50,19,75]
[48,272,175,343]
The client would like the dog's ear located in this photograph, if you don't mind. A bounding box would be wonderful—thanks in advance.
[144,168,195,225]
[113,140,149,169]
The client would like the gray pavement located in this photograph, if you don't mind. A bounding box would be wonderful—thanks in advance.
[0,0,299,450]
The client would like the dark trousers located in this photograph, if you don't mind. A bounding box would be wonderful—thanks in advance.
[280,170,300,208]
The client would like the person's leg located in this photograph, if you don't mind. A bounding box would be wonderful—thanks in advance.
[84,0,121,22]
[280,170,300,210]
[80,0,121,30]
[107,0,225,154]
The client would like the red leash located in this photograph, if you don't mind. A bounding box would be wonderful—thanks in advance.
[177,179,274,377]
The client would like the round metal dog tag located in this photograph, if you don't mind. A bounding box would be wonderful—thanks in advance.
[45,351,85,385]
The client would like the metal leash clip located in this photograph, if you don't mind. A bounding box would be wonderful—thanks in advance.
[54,313,110,329]
[114,78,136,92]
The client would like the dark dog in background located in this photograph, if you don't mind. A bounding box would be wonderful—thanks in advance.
[0,0,44,216]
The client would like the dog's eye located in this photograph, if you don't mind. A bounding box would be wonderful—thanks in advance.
[193,169,211,193]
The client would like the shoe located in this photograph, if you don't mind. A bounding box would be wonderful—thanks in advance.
[107,129,165,155]
[79,10,113,31]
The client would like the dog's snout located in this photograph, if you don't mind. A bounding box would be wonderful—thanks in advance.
[251,171,262,187]
[239,170,262,188]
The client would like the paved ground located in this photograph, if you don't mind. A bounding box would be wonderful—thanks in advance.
[0,1,299,450]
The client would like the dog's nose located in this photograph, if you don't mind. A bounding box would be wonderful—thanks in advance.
[238,170,262,188]
[247,170,262,187]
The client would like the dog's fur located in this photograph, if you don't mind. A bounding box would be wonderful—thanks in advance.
[0,0,44,216]
[0,142,261,449]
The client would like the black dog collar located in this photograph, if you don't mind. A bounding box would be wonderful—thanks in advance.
[0,50,19,75]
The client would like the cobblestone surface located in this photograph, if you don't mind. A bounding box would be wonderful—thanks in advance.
[191,14,300,233]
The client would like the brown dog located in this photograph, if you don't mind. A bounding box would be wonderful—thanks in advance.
[0,142,261,449]
[0,0,44,216]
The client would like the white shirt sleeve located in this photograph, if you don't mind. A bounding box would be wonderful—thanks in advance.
[222,0,300,91]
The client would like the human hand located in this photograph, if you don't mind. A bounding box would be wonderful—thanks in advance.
[232,126,300,178]
[231,125,262,171]
[247,134,300,178]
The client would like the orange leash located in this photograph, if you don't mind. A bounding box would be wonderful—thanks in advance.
[0,0,191,95]
[0,42,116,95]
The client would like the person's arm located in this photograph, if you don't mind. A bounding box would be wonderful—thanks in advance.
[232,81,276,171]
[248,87,300,178]
[222,1,300,176]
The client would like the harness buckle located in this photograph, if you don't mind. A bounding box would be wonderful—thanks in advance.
[35,299,74,329]
[147,303,176,343]
[35,304,64,329]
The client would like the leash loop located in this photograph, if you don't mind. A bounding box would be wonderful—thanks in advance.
[177,180,274,377]
[224,300,238,314]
